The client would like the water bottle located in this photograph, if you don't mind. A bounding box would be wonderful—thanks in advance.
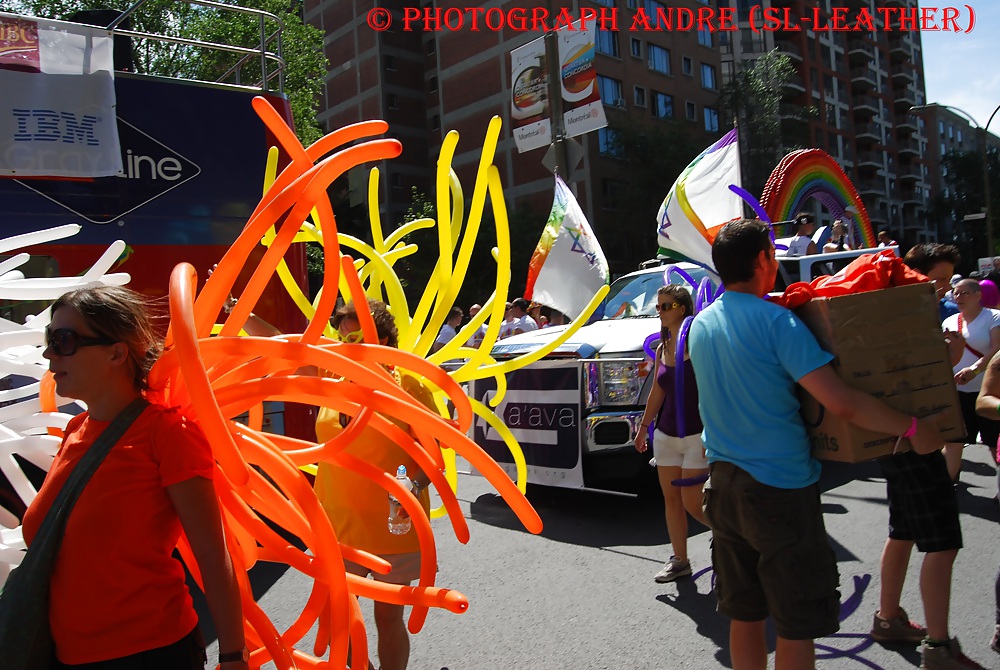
[387,465,413,535]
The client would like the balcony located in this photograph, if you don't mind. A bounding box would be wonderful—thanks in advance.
[890,64,914,83]
[889,36,913,61]
[779,103,809,123]
[855,123,882,143]
[848,39,875,63]
[857,180,887,196]
[893,86,918,109]
[897,138,921,157]
[895,116,918,133]
[853,95,880,115]
[776,41,802,61]
[782,73,806,94]
[856,151,885,169]
[850,66,878,89]
[898,163,923,182]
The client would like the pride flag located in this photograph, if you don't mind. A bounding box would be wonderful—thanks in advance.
[656,128,742,270]
[526,175,609,319]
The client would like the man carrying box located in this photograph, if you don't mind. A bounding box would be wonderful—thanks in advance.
[690,219,945,670]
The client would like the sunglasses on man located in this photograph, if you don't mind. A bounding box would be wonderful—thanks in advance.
[44,327,116,356]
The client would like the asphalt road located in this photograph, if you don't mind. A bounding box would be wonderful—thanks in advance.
[202,447,1000,669]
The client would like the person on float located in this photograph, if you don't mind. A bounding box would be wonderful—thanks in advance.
[633,284,709,584]
[822,219,853,253]
[786,212,819,257]
[22,285,247,669]
[689,219,943,670]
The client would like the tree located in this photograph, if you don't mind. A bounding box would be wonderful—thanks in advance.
[598,115,707,273]
[10,0,326,144]
[719,49,813,197]
[928,145,1000,268]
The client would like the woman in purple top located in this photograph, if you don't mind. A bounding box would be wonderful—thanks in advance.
[634,284,710,583]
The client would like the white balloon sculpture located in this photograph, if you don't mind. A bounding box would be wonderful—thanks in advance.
[0,224,130,581]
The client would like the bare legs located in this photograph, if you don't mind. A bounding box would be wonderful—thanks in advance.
[729,620,816,670]
[657,465,709,561]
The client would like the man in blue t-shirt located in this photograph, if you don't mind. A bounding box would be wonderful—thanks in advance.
[690,219,943,669]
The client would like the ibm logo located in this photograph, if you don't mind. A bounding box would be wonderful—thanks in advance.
[12,109,101,146]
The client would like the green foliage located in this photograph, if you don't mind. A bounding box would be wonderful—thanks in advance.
[928,145,1000,264]
[719,49,799,196]
[10,0,326,144]
[599,116,706,273]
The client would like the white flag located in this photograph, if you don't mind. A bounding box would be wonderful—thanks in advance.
[0,12,122,177]
[655,128,742,270]
[526,176,609,319]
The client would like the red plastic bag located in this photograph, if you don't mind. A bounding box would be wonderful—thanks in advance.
[770,249,929,309]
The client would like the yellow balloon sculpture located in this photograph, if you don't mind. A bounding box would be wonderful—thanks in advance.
[96,96,609,668]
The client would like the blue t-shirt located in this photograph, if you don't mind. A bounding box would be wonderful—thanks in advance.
[689,291,835,489]
[939,298,958,322]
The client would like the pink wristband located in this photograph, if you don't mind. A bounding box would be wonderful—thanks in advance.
[901,416,918,439]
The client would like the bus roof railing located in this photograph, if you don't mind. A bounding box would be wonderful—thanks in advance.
[8,0,286,93]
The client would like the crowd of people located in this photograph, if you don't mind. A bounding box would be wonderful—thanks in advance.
[634,226,997,670]
[18,226,1000,670]
[437,297,568,349]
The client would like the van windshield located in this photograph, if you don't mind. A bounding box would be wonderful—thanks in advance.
[601,266,715,320]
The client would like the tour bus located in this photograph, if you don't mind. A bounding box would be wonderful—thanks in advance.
[0,4,313,517]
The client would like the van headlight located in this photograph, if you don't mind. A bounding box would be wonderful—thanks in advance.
[585,359,642,407]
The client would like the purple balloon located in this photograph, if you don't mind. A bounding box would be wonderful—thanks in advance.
[673,315,695,437]
[643,331,660,360]
[729,184,771,223]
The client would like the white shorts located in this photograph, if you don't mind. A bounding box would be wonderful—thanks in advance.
[652,429,708,469]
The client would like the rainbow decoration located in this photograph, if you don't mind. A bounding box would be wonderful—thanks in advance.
[759,149,877,249]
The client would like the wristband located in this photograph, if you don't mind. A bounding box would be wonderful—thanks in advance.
[219,648,249,663]
[901,416,918,439]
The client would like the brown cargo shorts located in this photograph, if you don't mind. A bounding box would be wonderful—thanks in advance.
[703,460,841,640]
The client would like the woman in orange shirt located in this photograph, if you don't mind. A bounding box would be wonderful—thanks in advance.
[21,286,247,669]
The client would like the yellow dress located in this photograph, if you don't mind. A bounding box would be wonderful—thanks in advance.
[313,371,435,555]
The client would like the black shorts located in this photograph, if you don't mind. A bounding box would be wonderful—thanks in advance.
[54,625,207,669]
[879,450,962,553]
[958,390,1000,448]
[703,461,840,640]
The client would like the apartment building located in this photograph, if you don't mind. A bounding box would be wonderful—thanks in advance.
[303,0,723,275]
[722,0,931,244]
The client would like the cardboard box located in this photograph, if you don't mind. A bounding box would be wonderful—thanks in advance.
[794,282,966,462]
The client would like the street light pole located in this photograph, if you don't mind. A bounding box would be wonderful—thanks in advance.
[911,102,1000,258]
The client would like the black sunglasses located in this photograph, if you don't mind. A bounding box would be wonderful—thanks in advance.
[45,327,116,356]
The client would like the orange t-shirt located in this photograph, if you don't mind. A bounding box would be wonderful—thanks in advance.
[20,404,215,665]
[314,372,434,555]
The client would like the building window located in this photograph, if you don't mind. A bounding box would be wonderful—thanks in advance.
[697,28,712,48]
[646,1,667,29]
[947,124,953,139]
[426,38,436,56]
[701,63,716,89]
[648,44,670,75]
[594,0,614,5]
[630,37,642,58]
[704,107,720,133]
[391,173,403,189]
[429,76,438,93]
[598,75,625,107]
[595,28,619,57]
[938,120,944,137]
[957,129,963,144]
[682,56,693,76]
[431,114,440,131]
[686,100,696,121]
[598,128,623,157]
[387,93,398,110]
[652,92,673,119]
[634,86,647,108]
[385,55,395,71]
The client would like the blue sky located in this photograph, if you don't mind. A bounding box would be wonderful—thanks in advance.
[920,1,1000,134]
